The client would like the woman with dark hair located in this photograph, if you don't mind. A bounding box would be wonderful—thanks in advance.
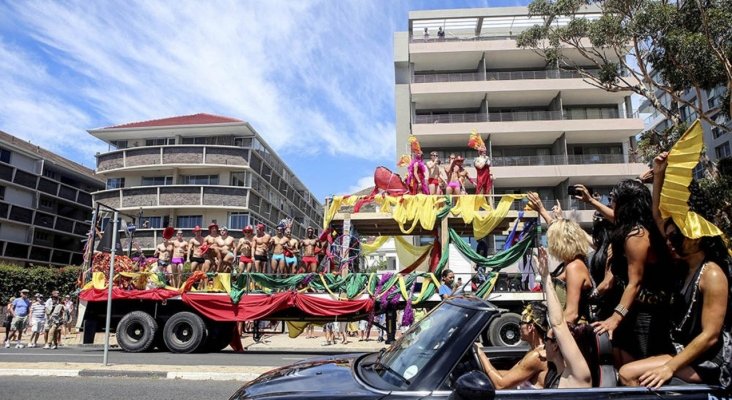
[619,152,731,389]
[587,211,616,321]
[474,302,550,389]
[592,179,675,365]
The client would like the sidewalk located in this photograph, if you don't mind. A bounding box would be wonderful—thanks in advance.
[0,328,387,381]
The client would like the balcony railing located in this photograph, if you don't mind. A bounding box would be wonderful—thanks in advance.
[412,69,600,84]
[410,34,516,43]
[94,185,250,209]
[96,145,250,172]
[415,109,627,124]
[492,153,626,166]
[413,72,482,83]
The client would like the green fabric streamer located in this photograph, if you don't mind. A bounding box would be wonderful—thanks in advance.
[448,228,535,271]
[474,272,498,298]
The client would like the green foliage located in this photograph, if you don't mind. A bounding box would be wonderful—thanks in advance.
[696,174,732,240]
[636,123,687,163]
[0,263,81,306]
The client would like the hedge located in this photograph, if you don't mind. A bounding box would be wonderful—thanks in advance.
[0,263,81,306]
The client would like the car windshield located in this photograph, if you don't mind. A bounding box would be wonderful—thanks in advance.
[378,303,473,385]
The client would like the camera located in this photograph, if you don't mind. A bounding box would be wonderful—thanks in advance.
[567,185,581,196]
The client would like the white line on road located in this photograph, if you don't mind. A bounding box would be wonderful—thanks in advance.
[0,353,101,357]
[0,369,80,377]
[280,357,305,360]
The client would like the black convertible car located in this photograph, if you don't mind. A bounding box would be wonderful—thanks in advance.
[229,297,731,400]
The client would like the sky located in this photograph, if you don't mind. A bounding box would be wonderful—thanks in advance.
[0,0,528,202]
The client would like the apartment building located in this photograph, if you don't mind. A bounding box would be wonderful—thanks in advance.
[0,130,104,266]
[394,6,647,244]
[88,113,323,250]
[640,81,732,164]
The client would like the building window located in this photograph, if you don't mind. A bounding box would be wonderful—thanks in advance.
[176,215,202,229]
[145,138,175,146]
[34,231,50,241]
[715,142,731,159]
[234,137,252,147]
[179,175,219,185]
[110,140,128,149]
[42,168,58,180]
[228,212,249,230]
[141,216,163,229]
[39,197,55,210]
[141,176,173,186]
[0,147,10,163]
[230,171,250,187]
[106,178,125,189]
[0,186,4,200]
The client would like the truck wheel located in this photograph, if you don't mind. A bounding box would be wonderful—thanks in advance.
[204,322,235,352]
[163,312,207,353]
[488,313,523,347]
[116,311,158,353]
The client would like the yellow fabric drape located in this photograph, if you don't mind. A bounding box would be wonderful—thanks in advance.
[450,195,524,239]
[660,120,723,239]
[323,196,360,228]
[361,236,392,255]
[394,237,432,272]
[214,273,231,293]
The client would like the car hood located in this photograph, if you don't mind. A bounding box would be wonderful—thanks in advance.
[231,353,381,400]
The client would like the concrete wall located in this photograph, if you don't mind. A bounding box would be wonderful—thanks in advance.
[0,221,29,242]
[4,186,35,208]
[10,150,39,174]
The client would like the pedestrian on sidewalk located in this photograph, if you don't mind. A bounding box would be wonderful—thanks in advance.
[6,289,31,348]
[43,290,59,348]
[322,322,334,346]
[28,294,46,348]
[46,297,66,349]
[358,319,370,341]
[3,297,16,346]
[63,295,74,335]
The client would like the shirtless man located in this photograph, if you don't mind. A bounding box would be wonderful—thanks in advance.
[217,226,236,273]
[187,226,206,274]
[269,225,289,275]
[284,228,300,274]
[204,223,222,273]
[236,226,254,273]
[153,237,173,277]
[474,145,493,195]
[426,151,445,195]
[170,230,188,287]
[300,227,320,273]
[252,224,271,274]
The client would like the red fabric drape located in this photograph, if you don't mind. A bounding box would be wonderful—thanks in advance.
[79,288,180,302]
[181,291,373,322]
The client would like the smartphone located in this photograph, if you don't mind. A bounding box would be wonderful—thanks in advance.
[567,185,580,196]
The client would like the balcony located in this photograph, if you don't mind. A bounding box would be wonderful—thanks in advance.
[492,154,627,167]
[94,185,250,209]
[412,69,599,84]
[96,145,251,172]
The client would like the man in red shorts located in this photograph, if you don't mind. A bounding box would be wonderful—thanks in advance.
[300,227,320,273]
[236,225,255,274]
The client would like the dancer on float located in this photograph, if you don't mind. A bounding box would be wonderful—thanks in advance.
[218,226,236,273]
[301,227,320,273]
[426,151,444,195]
[469,131,493,195]
[236,226,254,274]
[204,223,223,273]
[445,155,468,195]
[475,302,550,389]
[170,229,188,287]
[404,135,428,195]
[153,227,174,279]
[618,150,731,389]
[284,227,300,274]
[187,226,206,274]
[253,224,270,273]
[592,179,674,365]
[270,224,289,275]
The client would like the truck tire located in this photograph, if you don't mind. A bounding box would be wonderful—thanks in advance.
[204,322,235,352]
[488,313,523,347]
[163,312,207,353]
[116,311,158,353]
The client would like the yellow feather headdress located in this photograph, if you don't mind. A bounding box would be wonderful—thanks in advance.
[468,129,485,150]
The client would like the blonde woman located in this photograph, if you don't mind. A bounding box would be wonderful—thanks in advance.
[547,219,593,325]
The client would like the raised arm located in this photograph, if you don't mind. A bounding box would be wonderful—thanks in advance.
[651,152,669,237]
[537,248,592,388]
[527,192,554,225]
[574,184,614,222]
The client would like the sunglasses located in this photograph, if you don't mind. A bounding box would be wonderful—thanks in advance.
[667,229,686,249]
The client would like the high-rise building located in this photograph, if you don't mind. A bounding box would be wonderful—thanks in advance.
[0,130,104,266]
[88,113,323,250]
[394,6,647,241]
[640,80,732,163]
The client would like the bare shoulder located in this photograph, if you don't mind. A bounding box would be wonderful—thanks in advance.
[700,262,730,290]
[518,348,546,371]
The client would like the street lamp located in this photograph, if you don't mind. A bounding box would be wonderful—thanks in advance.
[127,208,143,257]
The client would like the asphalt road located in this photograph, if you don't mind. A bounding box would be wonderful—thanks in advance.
[2,376,243,400]
[0,346,326,367]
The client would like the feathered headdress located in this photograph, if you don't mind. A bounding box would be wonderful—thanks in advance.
[659,120,724,239]
[408,135,422,154]
[397,154,411,167]
[468,129,485,150]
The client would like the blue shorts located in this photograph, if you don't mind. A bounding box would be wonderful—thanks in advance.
[286,257,297,265]
[272,254,285,262]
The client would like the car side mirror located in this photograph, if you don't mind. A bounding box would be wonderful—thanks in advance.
[449,370,495,400]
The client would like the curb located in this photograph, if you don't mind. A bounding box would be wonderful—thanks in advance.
[0,368,262,381]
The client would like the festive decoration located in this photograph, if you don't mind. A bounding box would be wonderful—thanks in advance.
[660,120,724,239]
[162,227,175,240]
[468,129,485,150]
[397,154,412,167]
[408,135,422,154]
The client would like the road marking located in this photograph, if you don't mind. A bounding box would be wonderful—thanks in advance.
[167,371,258,381]
[0,353,101,357]
[281,357,305,360]
[0,369,80,377]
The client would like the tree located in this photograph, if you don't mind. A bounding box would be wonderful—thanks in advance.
[516,0,732,146]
